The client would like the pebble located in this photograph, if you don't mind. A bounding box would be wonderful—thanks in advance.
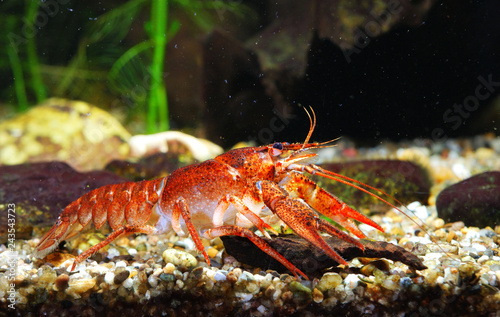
[213,271,226,282]
[477,255,489,264]
[148,275,158,288]
[66,278,96,298]
[344,274,360,289]
[128,248,138,256]
[235,292,253,302]
[54,274,69,291]
[313,288,324,303]
[107,248,120,259]
[164,262,176,274]
[207,247,218,258]
[122,278,133,289]
[104,272,115,285]
[159,273,175,282]
[316,273,343,292]
[162,249,198,269]
[264,284,275,298]
[381,275,400,290]
[114,270,130,284]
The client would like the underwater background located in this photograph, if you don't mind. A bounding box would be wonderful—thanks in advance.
[0,0,498,147]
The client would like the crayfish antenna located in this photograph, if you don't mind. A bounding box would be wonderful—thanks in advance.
[301,106,316,149]
[307,164,453,259]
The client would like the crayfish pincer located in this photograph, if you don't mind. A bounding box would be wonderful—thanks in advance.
[34,108,399,279]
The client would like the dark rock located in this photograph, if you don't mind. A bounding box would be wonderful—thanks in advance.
[436,171,500,228]
[221,234,427,277]
[317,160,431,211]
[113,270,130,284]
[0,162,127,242]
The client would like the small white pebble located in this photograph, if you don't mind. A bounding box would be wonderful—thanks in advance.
[128,249,137,256]
[382,278,399,290]
[343,274,360,289]
[104,272,115,285]
[424,252,444,261]
[253,274,264,284]
[206,269,216,280]
[382,217,393,224]
[107,248,120,259]
[477,255,489,264]
[115,261,127,268]
[175,279,184,289]
[435,276,444,285]
[408,236,432,245]
[257,305,267,314]
[465,230,480,240]
[148,275,158,288]
[213,271,226,282]
[407,201,422,210]
[487,272,497,287]
[122,278,133,289]
[235,292,253,302]
[414,205,430,220]
[471,243,487,253]
[241,271,255,281]
[452,163,470,179]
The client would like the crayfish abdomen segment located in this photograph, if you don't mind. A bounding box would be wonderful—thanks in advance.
[33,179,164,264]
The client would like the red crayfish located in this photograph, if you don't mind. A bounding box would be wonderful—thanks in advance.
[34,108,413,279]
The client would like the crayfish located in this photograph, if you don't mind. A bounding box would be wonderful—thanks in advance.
[34,108,416,279]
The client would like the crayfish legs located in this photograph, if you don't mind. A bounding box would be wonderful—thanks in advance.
[279,171,384,238]
[33,178,165,270]
[257,180,365,271]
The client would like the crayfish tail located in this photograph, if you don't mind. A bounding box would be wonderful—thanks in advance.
[33,217,73,259]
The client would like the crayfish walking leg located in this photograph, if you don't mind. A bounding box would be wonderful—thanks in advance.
[279,171,384,238]
[255,180,366,271]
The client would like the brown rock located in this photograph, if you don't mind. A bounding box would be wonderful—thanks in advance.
[436,171,500,228]
[113,270,130,285]
[55,274,70,291]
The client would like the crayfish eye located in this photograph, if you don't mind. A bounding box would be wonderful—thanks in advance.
[273,142,283,150]
[270,142,284,156]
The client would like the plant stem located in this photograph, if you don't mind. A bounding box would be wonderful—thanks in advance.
[7,41,29,111]
[26,0,47,103]
[148,0,169,133]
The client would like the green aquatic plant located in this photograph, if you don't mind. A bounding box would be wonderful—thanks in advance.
[25,0,47,103]
[0,0,250,132]
[1,0,47,111]
[148,0,169,132]
[5,17,28,111]
[107,0,250,133]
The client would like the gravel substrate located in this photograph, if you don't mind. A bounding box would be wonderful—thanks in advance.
[1,135,499,316]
